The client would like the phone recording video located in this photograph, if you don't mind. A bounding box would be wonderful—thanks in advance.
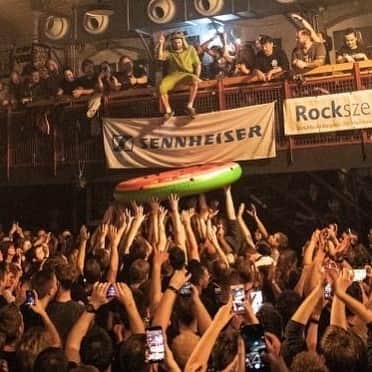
[241,324,268,371]
[230,284,245,313]
[324,283,332,300]
[146,326,165,363]
[250,290,263,314]
[179,282,192,296]
[106,284,116,298]
[25,290,35,306]
[353,269,367,282]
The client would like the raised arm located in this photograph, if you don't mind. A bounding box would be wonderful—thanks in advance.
[156,33,167,61]
[77,225,90,275]
[334,268,372,323]
[185,300,232,372]
[122,203,145,255]
[30,291,61,347]
[65,282,110,363]
[237,203,255,250]
[168,194,187,255]
[114,282,145,334]
[181,209,200,262]
[152,269,190,331]
[224,185,236,220]
[246,204,269,239]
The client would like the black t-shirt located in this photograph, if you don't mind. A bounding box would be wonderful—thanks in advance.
[76,75,97,90]
[255,48,289,73]
[47,300,85,344]
[337,45,368,61]
[0,350,19,372]
[20,303,43,331]
[115,63,148,90]
[61,79,79,96]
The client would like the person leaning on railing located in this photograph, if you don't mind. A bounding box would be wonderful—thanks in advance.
[336,28,369,63]
[156,31,201,122]
[292,28,326,75]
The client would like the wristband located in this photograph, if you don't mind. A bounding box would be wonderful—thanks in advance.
[167,285,178,294]
[309,318,319,324]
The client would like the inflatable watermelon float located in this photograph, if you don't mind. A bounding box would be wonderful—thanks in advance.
[114,162,242,202]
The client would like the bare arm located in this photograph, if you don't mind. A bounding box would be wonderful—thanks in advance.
[224,185,236,220]
[152,269,190,331]
[185,300,232,372]
[168,194,187,256]
[115,283,145,334]
[30,291,61,347]
[77,225,90,274]
[237,203,255,250]
[122,203,145,255]
[182,209,200,262]
[156,33,167,61]
[191,285,212,334]
[65,283,110,363]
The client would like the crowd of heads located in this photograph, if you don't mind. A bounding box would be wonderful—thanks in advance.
[0,186,371,371]
[0,24,369,109]
[0,55,149,108]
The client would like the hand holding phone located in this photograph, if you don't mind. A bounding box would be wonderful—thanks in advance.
[179,282,192,296]
[146,326,165,363]
[241,324,268,371]
[25,290,36,306]
[106,284,117,298]
[230,284,245,313]
[250,290,263,314]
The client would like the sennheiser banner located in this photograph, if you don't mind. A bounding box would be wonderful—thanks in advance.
[103,103,276,168]
[284,89,372,135]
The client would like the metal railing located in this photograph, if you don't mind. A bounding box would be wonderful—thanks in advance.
[1,62,372,179]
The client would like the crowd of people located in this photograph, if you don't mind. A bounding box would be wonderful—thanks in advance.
[0,186,371,371]
[0,21,369,121]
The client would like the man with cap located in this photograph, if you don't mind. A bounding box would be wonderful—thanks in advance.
[156,31,201,121]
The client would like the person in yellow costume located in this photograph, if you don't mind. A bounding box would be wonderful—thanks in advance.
[156,31,201,121]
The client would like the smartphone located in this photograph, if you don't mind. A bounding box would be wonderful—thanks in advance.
[179,282,192,296]
[146,326,165,363]
[324,283,332,300]
[230,284,245,313]
[106,284,116,298]
[250,290,263,314]
[353,269,367,282]
[25,290,35,306]
[241,324,268,371]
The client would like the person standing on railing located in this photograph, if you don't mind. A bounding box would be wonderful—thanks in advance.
[156,31,201,122]
[291,28,326,74]
[252,35,289,82]
[336,28,369,63]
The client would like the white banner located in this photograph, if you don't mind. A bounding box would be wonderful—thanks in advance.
[284,89,372,135]
[103,103,276,168]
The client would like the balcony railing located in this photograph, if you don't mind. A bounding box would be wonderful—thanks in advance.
[1,61,372,180]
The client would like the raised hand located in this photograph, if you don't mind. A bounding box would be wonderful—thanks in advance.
[168,193,180,213]
[158,32,166,44]
[181,209,194,225]
[149,197,161,214]
[90,282,111,309]
[80,225,90,242]
[246,203,257,219]
[158,206,168,224]
[107,224,119,246]
[237,202,245,218]
[169,268,191,291]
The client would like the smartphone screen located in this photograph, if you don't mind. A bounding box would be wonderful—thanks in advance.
[324,283,332,300]
[241,324,268,371]
[250,290,263,314]
[25,290,35,306]
[106,284,116,298]
[230,284,245,313]
[353,269,367,282]
[146,327,165,363]
[179,282,192,296]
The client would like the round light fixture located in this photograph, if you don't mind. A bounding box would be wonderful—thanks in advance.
[147,0,176,24]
